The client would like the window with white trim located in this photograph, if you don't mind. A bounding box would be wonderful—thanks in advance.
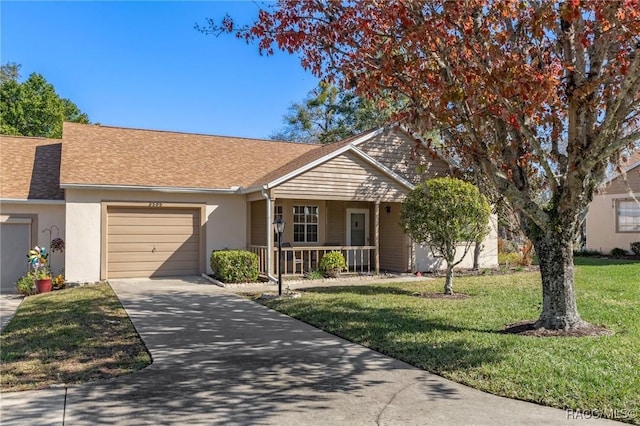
[617,199,640,232]
[293,205,318,243]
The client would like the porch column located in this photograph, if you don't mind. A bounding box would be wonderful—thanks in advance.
[374,201,380,274]
[264,191,275,281]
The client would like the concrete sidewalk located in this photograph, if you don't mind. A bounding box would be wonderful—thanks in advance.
[0,277,622,425]
[0,293,23,332]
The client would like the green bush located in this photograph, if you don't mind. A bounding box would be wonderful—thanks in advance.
[16,273,36,296]
[610,247,627,257]
[631,242,640,256]
[498,252,522,266]
[305,269,325,280]
[210,250,259,283]
[319,251,347,277]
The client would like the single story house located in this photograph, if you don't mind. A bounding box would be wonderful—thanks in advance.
[1,122,497,289]
[585,153,640,254]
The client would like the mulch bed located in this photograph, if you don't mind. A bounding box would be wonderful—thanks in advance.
[419,266,539,278]
[412,292,470,300]
[501,320,612,337]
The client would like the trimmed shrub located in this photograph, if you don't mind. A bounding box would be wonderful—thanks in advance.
[319,251,347,277]
[210,250,259,283]
[631,242,640,256]
[610,247,627,257]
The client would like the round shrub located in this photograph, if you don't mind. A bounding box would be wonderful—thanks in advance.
[320,251,347,277]
[610,247,627,258]
[630,242,640,256]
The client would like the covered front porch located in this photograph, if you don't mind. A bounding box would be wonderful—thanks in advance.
[247,198,411,278]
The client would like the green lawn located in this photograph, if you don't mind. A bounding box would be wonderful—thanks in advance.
[251,258,640,424]
[1,284,151,392]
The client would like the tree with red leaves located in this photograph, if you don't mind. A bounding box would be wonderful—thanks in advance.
[202,0,640,330]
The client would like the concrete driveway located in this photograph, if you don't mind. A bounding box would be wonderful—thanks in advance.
[0,277,621,425]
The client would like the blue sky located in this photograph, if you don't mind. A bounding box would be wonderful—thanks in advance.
[1,1,319,139]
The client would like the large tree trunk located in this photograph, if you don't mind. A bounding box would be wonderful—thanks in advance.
[531,230,586,330]
[472,240,481,270]
[444,264,453,295]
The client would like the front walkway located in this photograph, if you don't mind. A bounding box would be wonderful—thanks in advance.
[0,277,621,425]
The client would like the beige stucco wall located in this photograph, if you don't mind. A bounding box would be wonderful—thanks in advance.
[414,213,499,271]
[0,201,66,276]
[586,193,640,254]
[64,189,247,282]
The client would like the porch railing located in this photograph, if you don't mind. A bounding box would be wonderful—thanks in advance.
[248,245,376,276]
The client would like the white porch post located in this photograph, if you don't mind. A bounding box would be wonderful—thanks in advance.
[263,189,276,281]
[374,201,380,274]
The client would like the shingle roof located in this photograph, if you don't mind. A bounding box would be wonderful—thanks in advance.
[60,123,318,190]
[0,135,64,200]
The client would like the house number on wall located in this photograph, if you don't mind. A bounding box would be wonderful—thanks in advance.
[148,202,163,208]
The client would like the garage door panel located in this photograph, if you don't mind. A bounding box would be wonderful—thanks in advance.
[108,250,199,263]
[108,225,198,236]
[1,222,31,291]
[109,234,200,245]
[108,242,200,254]
[108,216,198,227]
[107,207,201,278]
[108,261,200,276]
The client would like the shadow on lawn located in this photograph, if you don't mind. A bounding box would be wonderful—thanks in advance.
[0,286,150,391]
[55,281,470,425]
[266,288,506,374]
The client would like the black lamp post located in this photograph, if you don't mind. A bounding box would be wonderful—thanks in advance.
[273,217,285,296]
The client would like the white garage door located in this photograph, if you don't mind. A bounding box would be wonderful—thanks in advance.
[1,220,31,292]
[107,207,201,278]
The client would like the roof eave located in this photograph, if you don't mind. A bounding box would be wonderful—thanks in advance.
[0,198,65,204]
[603,161,640,185]
[60,183,241,194]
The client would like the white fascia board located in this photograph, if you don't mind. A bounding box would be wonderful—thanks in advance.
[265,129,388,189]
[397,124,453,167]
[60,183,241,194]
[348,127,387,147]
[349,148,416,190]
[0,198,65,205]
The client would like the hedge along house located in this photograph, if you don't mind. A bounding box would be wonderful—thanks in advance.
[1,122,497,286]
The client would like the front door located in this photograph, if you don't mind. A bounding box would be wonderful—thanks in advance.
[346,208,370,267]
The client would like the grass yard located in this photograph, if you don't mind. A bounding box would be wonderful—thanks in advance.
[250,257,640,424]
[0,284,151,392]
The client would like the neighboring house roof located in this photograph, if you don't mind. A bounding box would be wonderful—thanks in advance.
[0,135,64,200]
[602,150,640,189]
[59,122,317,191]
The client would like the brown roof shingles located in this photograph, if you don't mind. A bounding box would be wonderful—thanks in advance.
[0,135,64,200]
[60,123,318,190]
